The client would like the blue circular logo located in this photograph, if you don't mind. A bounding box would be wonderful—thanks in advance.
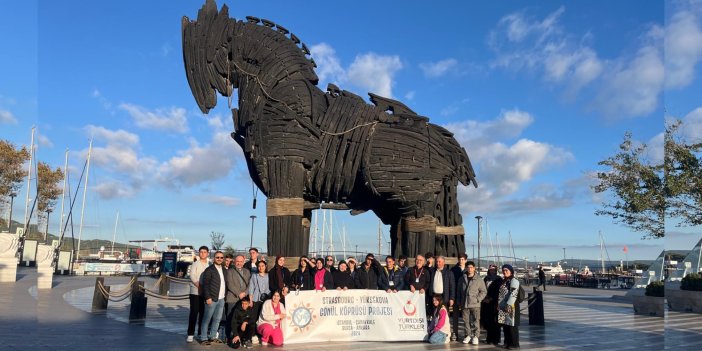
[292,307,312,328]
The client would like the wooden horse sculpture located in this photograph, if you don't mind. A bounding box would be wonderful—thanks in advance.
[182,0,478,258]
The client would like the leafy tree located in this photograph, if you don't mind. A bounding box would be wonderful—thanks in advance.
[665,121,702,228]
[36,161,64,237]
[210,231,225,250]
[594,119,702,239]
[593,133,664,238]
[0,140,30,230]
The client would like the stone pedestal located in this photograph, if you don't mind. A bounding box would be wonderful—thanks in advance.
[667,289,702,313]
[0,233,19,283]
[36,244,54,289]
[633,295,664,317]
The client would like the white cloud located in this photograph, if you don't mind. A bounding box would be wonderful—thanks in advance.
[681,106,702,142]
[119,103,188,133]
[310,43,403,98]
[489,6,604,97]
[593,28,664,118]
[665,3,702,89]
[419,59,458,78]
[310,43,345,86]
[194,195,240,207]
[93,180,136,199]
[405,91,416,101]
[0,110,17,124]
[347,53,403,98]
[82,125,157,199]
[449,109,574,216]
[158,114,242,188]
[91,89,113,111]
[36,132,53,148]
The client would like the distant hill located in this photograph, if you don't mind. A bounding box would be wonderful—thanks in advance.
[2,219,132,256]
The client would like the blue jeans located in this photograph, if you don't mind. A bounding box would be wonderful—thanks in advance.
[201,298,225,340]
[426,331,447,344]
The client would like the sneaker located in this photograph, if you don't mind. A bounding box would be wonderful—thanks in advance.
[462,337,472,344]
[471,337,479,345]
[262,341,269,346]
[450,334,457,341]
[244,340,253,348]
[186,335,194,343]
[212,338,224,344]
[202,340,211,346]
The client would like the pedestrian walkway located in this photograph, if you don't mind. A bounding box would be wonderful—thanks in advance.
[1,267,700,350]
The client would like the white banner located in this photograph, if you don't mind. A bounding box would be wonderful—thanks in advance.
[283,290,427,344]
[84,263,145,273]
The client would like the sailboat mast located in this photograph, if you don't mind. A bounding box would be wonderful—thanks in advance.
[23,127,35,234]
[320,208,326,257]
[111,210,119,253]
[509,231,516,266]
[57,149,68,239]
[377,219,381,256]
[329,210,334,255]
[312,209,318,256]
[77,138,92,259]
[598,231,605,274]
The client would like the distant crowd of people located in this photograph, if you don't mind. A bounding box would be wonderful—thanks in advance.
[187,246,523,349]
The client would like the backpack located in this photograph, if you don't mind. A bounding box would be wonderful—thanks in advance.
[516,284,526,304]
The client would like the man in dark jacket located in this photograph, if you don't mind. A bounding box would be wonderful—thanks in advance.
[404,254,430,293]
[201,251,227,345]
[430,256,455,311]
[229,297,255,349]
[482,264,503,345]
[538,266,547,291]
[354,253,382,289]
[380,256,405,292]
[450,254,468,340]
[243,248,260,274]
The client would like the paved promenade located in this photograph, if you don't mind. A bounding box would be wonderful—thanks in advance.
[1,267,700,350]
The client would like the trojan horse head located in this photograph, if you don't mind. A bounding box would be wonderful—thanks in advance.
[182,0,235,114]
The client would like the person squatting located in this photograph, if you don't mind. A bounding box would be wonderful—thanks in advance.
[187,248,523,349]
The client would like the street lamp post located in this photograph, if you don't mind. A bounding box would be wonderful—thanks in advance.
[249,215,256,249]
[475,216,482,271]
[472,244,475,260]
[44,209,52,242]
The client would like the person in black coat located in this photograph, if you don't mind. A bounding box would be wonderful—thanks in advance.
[354,253,382,290]
[269,256,291,294]
[333,260,354,290]
[428,256,455,314]
[291,256,314,290]
[379,256,405,292]
[229,297,256,349]
[405,254,431,293]
[482,264,504,345]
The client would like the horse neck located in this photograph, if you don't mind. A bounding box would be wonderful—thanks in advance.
[232,22,316,90]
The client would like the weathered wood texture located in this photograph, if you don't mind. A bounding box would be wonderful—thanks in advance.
[183,0,477,257]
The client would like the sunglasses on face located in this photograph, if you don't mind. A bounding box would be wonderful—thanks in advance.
[326,259,333,261]
[215,257,224,259]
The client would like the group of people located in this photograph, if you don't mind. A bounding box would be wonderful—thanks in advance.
[187,246,522,349]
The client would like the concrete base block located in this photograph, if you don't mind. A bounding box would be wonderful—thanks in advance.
[36,244,54,289]
[38,265,53,289]
[633,295,664,317]
[667,289,702,313]
[0,257,18,283]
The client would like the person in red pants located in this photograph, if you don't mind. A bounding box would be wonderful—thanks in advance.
[256,290,286,346]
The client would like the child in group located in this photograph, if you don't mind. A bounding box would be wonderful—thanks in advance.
[425,294,451,344]
[229,296,256,349]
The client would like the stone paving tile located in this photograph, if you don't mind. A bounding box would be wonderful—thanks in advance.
[1,267,700,350]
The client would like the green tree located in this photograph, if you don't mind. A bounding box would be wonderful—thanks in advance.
[37,161,64,238]
[0,140,31,230]
[593,133,664,238]
[594,119,702,239]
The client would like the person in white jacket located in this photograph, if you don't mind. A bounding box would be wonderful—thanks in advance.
[256,289,286,346]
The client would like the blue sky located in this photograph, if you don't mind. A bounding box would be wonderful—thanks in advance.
[1,0,701,262]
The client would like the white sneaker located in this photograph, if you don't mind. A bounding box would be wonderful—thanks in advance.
[471,337,479,345]
[186,335,194,343]
[262,342,269,346]
[462,337,472,344]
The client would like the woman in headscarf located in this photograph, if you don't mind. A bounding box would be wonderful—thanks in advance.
[268,256,291,296]
[333,260,353,290]
[312,258,334,291]
[291,256,313,290]
[497,264,520,349]
[482,264,503,345]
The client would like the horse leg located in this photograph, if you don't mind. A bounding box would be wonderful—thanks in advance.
[433,179,466,257]
[265,159,307,257]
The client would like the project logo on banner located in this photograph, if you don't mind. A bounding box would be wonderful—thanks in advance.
[283,290,427,343]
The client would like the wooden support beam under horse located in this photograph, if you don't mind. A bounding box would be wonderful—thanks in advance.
[182,0,478,258]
